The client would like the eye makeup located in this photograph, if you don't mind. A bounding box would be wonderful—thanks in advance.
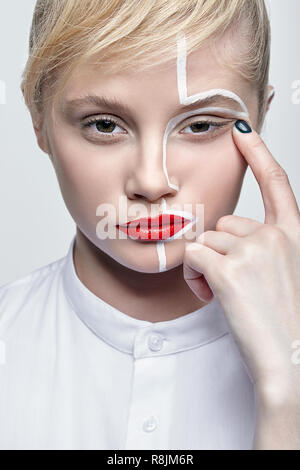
[80,114,233,143]
[64,31,251,274]
[180,118,233,141]
[81,116,125,142]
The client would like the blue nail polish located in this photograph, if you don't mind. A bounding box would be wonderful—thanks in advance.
[235,120,252,133]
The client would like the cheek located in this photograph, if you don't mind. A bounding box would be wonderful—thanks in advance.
[172,132,247,222]
[46,125,124,222]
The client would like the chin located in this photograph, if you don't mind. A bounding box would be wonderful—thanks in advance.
[108,246,184,274]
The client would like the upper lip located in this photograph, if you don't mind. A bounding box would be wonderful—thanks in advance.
[117,213,190,227]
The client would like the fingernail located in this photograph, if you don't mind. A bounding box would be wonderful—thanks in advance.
[234,120,252,133]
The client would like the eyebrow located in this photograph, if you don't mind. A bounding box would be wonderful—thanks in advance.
[62,93,244,117]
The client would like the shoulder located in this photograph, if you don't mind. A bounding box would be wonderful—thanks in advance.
[0,254,67,331]
[0,254,66,295]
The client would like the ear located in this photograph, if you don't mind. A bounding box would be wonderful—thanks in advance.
[30,110,51,156]
[21,84,51,156]
[33,122,49,155]
[266,84,275,113]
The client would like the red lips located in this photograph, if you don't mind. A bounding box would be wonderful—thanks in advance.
[116,214,190,241]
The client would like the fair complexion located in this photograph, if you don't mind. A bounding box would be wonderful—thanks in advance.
[30,23,300,449]
[183,114,300,449]
[32,27,273,323]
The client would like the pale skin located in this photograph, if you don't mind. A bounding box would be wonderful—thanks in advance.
[28,22,300,448]
[31,27,263,323]
[184,122,300,449]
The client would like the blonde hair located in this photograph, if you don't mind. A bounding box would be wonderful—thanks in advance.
[21,0,271,128]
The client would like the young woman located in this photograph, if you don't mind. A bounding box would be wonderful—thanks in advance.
[1,0,300,450]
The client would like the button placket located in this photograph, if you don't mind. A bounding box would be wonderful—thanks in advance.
[124,352,177,449]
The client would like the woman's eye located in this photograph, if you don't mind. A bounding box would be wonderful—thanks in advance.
[81,115,231,143]
[180,120,230,138]
[82,117,126,139]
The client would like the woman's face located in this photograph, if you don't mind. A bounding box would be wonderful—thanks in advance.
[38,33,262,273]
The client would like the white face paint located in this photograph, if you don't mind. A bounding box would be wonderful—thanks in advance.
[156,32,250,272]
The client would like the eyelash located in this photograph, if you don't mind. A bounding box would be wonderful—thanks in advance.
[81,115,230,142]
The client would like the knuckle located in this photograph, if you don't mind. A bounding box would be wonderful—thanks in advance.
[236,241,258,262]
[265,165,288,182]
[221,257,244,284]
[259,225,286,246]
[216,215,232,230]
[201,230,213,239]
[251,134,264,150]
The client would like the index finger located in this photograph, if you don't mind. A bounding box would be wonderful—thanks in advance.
[232,120,300,225]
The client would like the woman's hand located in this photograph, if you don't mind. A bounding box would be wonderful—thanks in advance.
[183,120,300,412]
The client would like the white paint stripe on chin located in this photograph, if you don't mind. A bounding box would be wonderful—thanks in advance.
[157,241,167,272]
[156,198,167,272]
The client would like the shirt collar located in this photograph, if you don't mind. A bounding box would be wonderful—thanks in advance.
[62,235,230,356]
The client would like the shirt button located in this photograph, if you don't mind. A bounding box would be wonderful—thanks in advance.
[143,415,158,433]
[148,334,164,352]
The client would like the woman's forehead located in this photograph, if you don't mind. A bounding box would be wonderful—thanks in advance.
[58,32,251,121]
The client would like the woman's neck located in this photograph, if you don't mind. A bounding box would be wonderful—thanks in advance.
[73,229,208,323]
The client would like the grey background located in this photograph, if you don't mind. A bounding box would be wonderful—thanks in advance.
[0,0,299,285]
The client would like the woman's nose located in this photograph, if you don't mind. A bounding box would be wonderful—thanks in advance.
[124,138,178,202]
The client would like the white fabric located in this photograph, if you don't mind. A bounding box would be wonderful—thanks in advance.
[0,235,256,450]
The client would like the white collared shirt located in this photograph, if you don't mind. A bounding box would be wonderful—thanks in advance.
[0,235,256,450]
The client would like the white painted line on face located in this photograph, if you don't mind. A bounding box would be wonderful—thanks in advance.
[176,32,249,115]
[156,198,167,271]
[158,210,197,243]
[156,241,167,271]
[160,197,167,211]
[162,209,195,221]
[156,32,250,272]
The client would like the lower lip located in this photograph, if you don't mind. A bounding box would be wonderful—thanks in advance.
[116,216,190,241]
